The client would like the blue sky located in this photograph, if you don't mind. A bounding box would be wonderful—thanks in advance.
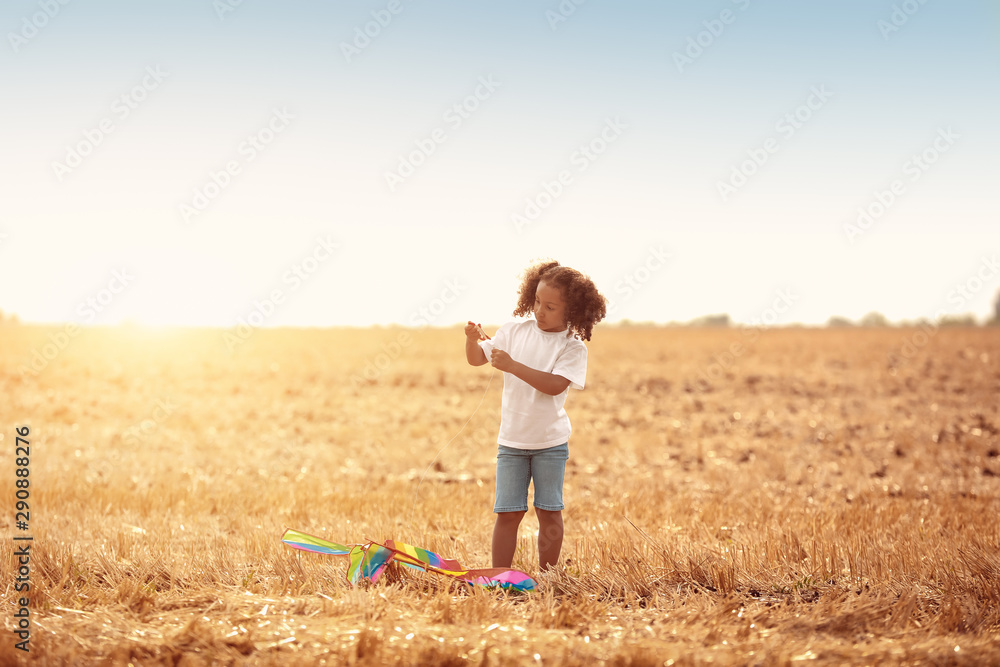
[1,0,998,327]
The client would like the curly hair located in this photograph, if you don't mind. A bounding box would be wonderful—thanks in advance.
[512,260,607,341]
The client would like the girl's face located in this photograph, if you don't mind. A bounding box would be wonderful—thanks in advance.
[533,280,567,332]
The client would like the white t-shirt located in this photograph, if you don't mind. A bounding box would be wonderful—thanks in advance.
[479,319,588,450]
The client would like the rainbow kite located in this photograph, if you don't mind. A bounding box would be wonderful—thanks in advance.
[281,529,536,592]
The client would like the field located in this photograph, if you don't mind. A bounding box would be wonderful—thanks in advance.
[2,323,999,665]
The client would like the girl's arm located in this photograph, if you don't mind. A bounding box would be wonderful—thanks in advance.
[465,322,488,366]
[490,350,570,396]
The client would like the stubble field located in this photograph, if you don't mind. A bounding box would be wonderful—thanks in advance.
[1,323,999,666]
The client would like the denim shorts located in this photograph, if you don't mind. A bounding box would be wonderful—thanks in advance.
[494,443,569,513]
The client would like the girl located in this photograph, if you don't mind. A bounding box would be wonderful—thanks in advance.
[464,260,607,571]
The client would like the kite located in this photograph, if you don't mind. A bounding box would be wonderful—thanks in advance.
[281,529,536,592]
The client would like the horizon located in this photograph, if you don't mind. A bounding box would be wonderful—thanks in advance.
[2,310,994,330]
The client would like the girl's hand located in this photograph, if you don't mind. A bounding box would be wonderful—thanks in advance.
[465,321,490,341]
[465,321,482,341]
[490,349,515,372]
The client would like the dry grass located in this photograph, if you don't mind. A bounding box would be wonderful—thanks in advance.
[1,323,999,665]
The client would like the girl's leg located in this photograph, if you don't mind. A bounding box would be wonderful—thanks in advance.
[536,508,563,570]
[492,511,526,568]
[493,445,530,568]
[531,443,568,570]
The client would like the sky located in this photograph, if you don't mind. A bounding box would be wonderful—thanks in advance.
[1,0,999,328]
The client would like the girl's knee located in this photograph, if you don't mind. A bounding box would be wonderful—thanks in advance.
[536,508,562,522]
[496,511,526,524]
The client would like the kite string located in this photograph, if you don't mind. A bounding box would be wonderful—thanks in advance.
[407,367,497,526]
